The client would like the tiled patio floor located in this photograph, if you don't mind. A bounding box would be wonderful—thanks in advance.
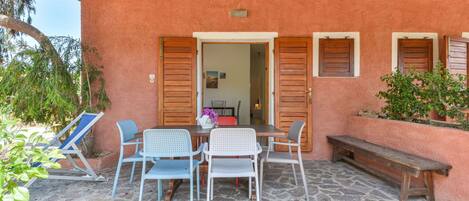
[30,161,424,201]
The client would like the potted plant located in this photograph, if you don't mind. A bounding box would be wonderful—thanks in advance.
[376,64,469,130]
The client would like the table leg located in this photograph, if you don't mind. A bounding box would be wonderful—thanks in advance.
[268,137,274,151]
[164,179,182,201]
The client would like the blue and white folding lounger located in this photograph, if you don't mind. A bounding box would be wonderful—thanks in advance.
[26,111,105,186]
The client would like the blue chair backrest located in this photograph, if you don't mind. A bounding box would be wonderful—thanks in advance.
[116,120,138,143]
[60,113,99,150]
[143,129,192,158]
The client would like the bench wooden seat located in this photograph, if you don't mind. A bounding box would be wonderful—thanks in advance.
[327,135,452,201]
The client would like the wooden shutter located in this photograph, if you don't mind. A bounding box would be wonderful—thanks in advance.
[398,39,433,73]
[319,39,354,77]
[275,38,312,152]
[158,37,197,125]
[442,36,469,80]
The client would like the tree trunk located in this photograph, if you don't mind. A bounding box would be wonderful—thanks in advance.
[0,15,64,67]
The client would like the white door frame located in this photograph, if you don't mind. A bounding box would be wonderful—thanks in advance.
[193,32,278,125]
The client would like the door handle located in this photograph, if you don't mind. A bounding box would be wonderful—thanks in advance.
[305,88,312,104]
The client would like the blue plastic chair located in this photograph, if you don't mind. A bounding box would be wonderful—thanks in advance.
[112,120,150,198]
[138,129,204,201]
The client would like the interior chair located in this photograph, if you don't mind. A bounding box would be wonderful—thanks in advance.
[211,100,226,115]
[217,116,238,126]
[204,128,262,201]
[259,120,309,201]
[138,129,204,201]
[236,100,241,124]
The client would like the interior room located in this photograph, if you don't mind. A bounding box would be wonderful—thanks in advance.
[202,43,267,125]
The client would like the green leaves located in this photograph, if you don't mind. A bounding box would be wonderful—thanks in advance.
[0,43,77,127]
[12,187,29,201]
[377,63,468,129]
[0,36,110,131]
[0,117,63,201]
[419,64,468,123]
[377,69,428,121]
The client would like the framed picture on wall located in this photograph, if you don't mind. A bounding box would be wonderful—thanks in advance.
[206,71,218,88]
[219,72,226,79]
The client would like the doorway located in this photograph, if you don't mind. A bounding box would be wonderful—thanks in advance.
[194,32,278,125]
[250,44,268,124]
[201,43,269,125]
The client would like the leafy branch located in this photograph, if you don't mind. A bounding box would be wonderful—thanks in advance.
[377,63,469,130]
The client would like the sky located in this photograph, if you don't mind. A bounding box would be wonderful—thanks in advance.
[25,0,81,44]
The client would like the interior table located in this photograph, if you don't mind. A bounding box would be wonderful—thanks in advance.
[209,107,235,116]
[137,124,286,201]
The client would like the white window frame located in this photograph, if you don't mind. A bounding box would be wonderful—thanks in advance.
[313,32,360,77]
[462,32,469,38]
[391,32,438,72]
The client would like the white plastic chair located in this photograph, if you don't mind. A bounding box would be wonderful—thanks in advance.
[204,128,262,201]
[138,129,204,201]
[259,120,309,201]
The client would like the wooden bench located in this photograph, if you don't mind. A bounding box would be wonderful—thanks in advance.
[327,135,452,201]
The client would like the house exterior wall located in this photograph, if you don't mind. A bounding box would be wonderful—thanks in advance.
[81,0,469,160]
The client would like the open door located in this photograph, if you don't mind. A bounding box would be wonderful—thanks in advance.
[158,37,197,125]
[274,37,313,152]
[441,36,469,85]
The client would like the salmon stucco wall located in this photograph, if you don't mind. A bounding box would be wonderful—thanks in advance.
[346,116,469,201]
[81,0,469,160]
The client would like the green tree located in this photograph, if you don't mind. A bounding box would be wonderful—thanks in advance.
[1,0,66,73]
[0,1,110,155]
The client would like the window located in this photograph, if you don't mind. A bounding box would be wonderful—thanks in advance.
[313,32,360,77]
[398,39,433,73]
[319,39,354,77]
[392,32,438,73]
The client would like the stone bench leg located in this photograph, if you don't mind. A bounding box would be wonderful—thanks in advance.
[332,146,346,162]
[400,172,411,201]
[400,171,435,201]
